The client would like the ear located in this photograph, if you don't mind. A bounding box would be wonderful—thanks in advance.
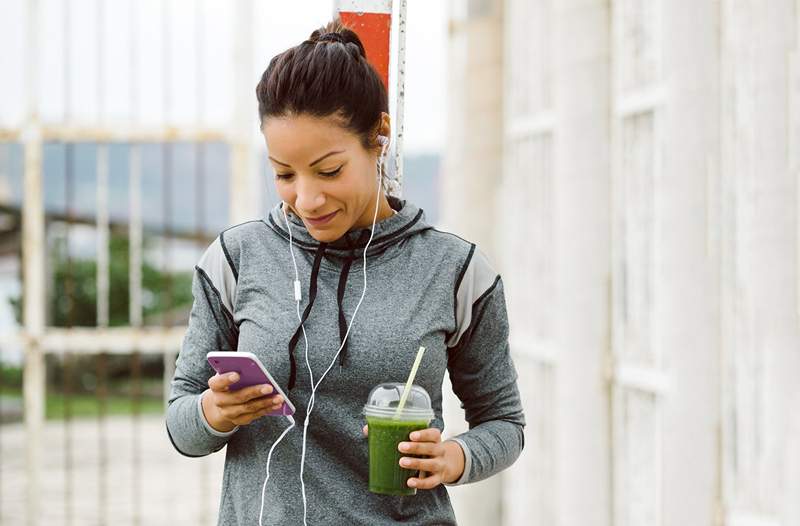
[379,111,391,137]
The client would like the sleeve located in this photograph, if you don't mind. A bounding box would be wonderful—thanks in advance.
[443,245,526,486]
[164,234,242,457]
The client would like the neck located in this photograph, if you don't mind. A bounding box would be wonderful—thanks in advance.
[353,193,394,229]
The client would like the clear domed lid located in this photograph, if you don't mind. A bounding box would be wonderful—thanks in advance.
[363,383,434,421]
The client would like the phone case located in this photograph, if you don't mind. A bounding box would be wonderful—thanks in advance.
[206,351,296,417]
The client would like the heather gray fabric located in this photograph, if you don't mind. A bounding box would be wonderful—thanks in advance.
[165,196,526,525]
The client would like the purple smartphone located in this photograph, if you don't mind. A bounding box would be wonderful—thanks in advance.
[206,351,296,417]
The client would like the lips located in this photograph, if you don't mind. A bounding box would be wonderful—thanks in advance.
[305,210,338,226]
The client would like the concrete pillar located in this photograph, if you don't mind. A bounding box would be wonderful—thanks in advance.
[550,2,613,525]
[440,0,503,258]
[658,1,721,524]
[441,1,504,524]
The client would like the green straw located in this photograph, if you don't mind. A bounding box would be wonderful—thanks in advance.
[393,346,426,419]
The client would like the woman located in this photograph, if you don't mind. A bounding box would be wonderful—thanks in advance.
[166,19,525,525]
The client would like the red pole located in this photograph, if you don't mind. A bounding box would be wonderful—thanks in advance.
[336,1,393,91]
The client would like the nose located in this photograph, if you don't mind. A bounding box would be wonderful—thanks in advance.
[294,177,326,213]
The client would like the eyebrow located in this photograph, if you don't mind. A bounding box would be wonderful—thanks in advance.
[268,150,345,168]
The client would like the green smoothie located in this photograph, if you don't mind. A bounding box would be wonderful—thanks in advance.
[366,415,430,496]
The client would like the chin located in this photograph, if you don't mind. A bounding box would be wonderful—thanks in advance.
[306,226,344,243]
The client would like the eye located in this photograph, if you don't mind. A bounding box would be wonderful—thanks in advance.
[319,166,343,177]
[275,172,294,181]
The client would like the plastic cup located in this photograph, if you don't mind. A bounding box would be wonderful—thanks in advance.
[363,383,434,496]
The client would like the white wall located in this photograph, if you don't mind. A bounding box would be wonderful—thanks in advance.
[443,0,800,524]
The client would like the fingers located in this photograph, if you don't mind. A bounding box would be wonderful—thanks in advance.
[407,472,443,490]
[399,455,443,474]
[362,425,368,437]
[227,395,285,425]
[398,440,438,456]
[208,372,240,392]
[399,428,446,490]
[211,380,274,408]
[408,427,441,443]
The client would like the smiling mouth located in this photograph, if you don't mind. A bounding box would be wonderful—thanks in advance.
[305,211,338,225]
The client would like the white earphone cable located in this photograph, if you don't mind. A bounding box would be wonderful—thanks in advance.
[299,139,387,526]
[262,138,388,526]
[259,415,295,526]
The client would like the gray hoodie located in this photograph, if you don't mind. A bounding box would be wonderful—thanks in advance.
[165,196,526,525]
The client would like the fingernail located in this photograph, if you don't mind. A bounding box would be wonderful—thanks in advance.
[410,432,418,440]
[398,442,409,452]
[408,479,416,487]
[229,373,239,382]
[261,385,272,394]
[400,458,411,467]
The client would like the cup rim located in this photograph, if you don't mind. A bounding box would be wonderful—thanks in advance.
[362,406,434,421]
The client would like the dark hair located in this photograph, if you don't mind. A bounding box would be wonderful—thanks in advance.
[255,19,388,153]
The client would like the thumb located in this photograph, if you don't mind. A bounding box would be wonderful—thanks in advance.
[362,424,368,437]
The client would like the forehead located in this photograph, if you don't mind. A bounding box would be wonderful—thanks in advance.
[263,114,359,161]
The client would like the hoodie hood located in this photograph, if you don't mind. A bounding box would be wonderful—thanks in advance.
[265,195,432,262]
[263,195,434,390]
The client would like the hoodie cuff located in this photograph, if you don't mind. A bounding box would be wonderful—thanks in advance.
[198,389,240,437]
[443,437,471,486]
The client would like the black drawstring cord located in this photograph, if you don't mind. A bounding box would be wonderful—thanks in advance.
[337,230,372,371]
[336,236,356,371]
[286,242,327,391]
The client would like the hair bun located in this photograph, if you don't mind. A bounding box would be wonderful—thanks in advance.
[319,32,346,44]
[309,21,367,59]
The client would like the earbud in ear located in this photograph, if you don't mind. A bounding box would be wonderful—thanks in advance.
[377,135,389,147]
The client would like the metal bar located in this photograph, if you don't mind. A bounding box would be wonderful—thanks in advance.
[0,130,21,141]
[63,142,75,526]
[130,347,142,526]
[3,127,230,142]
[0,141,6,512]
[96,351,108,525]
[163,143,173,328]
[0,327,181,354]
[129,145,143,328]
[229,0,258,225]
[129,3,143,522]
[97,145,109,328]
[160,7,176,522]
[39,126,231,143]
[195,3,212,521]
[95,4,109,520]
[62,7,75,519]
[22,1,46,522]
[393,0,407,195]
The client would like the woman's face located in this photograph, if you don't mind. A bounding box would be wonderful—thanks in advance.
[263,113,384,243]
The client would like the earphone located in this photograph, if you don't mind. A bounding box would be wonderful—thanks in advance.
[260,134,390,526]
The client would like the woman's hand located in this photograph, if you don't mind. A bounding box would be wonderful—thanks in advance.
[202,372,284,433]
[361,425,466,489]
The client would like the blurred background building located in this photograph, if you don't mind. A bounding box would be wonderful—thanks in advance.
[441,1,800,525]
[1,0,799,525]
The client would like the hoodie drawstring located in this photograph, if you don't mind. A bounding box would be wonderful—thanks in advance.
[335,230,370,370]
[286,242,327,391]
[286,230,372,391]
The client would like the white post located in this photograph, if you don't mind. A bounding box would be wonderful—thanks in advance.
[392,0,407,195]
[230,0,259,226]
[22,0,45,523]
